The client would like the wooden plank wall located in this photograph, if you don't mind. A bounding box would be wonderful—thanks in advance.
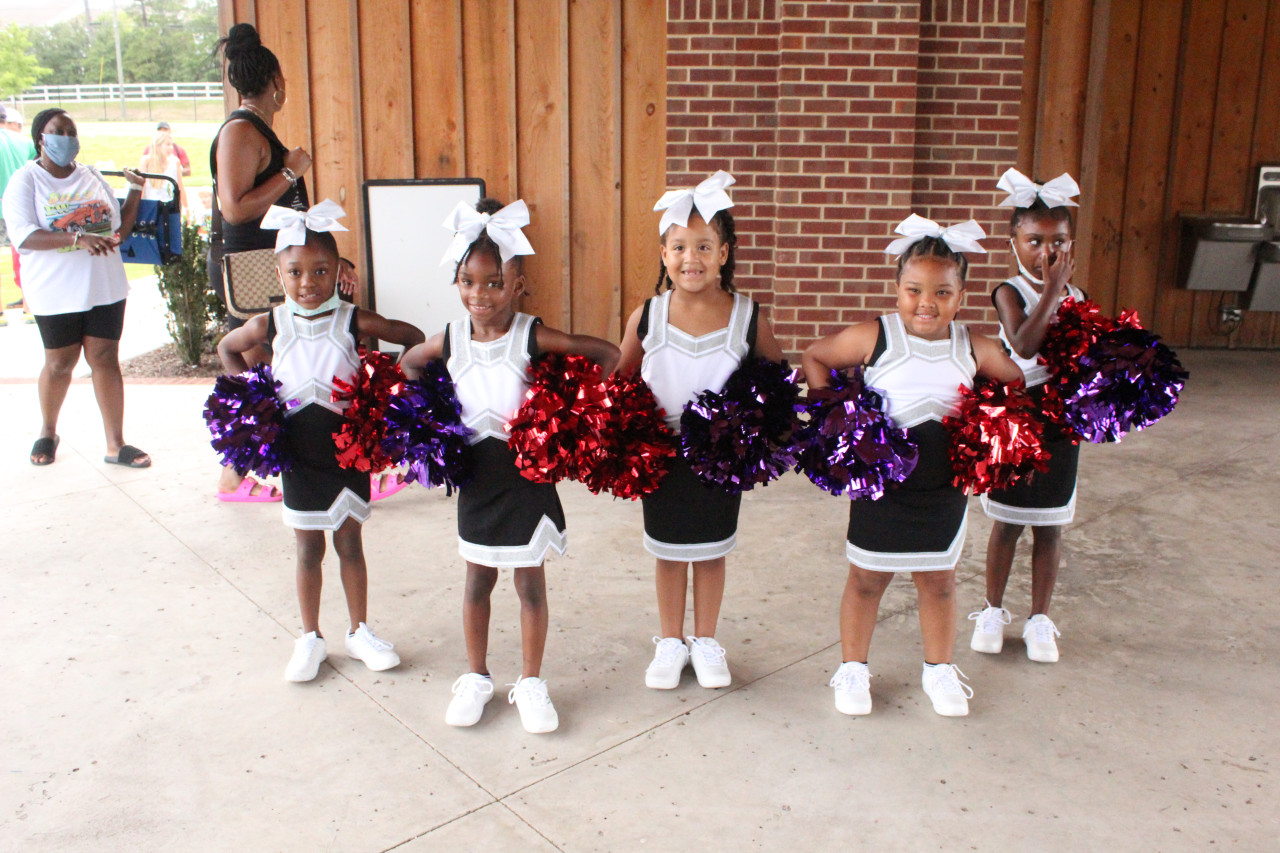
[1028,0,1280,348]
[217,0,665,340]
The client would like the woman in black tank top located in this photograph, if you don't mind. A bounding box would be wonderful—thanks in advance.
[210,23,313,501]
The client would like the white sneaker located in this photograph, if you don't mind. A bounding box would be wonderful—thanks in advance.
[1023,614,1061,663]
[345,622,401,671]
[686,636,731,688]
[829,661,872,715]
[445,673,495,726]
[921,663,973,717]
[285,631,327,682]
[508,676,559,734]
[645,636,690,689]
[968,601,1012,654]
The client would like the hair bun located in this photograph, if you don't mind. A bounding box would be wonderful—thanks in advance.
[475,197,505,216]
[223,23,262,59]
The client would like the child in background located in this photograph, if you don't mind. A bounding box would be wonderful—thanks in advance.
[615,171,784,691]
[401,198,619,734]
[970,170,1083,664]
[217,201,425,682]
[802,216,1022,717]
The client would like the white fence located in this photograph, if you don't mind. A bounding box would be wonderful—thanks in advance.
[13,82,222,103]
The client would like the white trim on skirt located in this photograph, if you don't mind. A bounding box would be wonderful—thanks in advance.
[643,532,736,562]
[981,489,1076,526]
[845,515,967,572]
[458,515,567,568]
[282,488,371,531]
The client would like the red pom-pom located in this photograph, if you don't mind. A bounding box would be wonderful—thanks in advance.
[1039,297,1120,433]
[944,380,1049,495]
[331,349,406,473]
[507,353,612,484]
[581,372,677,500]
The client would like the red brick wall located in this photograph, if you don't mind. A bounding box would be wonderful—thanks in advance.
[665,0,1029,357]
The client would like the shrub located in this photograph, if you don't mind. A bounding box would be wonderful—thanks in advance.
[154,216,219,365]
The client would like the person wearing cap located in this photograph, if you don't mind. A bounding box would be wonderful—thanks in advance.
[142,121,191,177]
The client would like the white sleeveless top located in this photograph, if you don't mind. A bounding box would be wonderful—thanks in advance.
[447,312,538,444]
[865,314,975,429]
[272,302,360,416]
[997,275,1085,387]
[640,290,753,429]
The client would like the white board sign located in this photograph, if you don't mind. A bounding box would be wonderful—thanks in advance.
[362,179,485,348]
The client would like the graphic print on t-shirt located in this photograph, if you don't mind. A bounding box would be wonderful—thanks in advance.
[45,194,113,250]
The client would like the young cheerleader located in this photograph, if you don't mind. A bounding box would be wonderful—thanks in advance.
[615,171,784,691]
[401,198,618,734]
[217,201,425,682]
[802,216,1022,717]
[969,170,1082,663]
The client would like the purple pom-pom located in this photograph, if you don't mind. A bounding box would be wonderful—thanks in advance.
[203,364,294,477]
[680,358,801,493]
[792,368,919,500]
[380,360,474,491]
[1062,327,1188,443]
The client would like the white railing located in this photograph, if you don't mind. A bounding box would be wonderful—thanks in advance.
[13,82,223,103]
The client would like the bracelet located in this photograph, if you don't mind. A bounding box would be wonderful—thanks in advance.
[280,167,298,186]
[72,231,81,248]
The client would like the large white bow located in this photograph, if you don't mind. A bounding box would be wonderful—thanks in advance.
[884,214,987,257]
[997,168,1079,208]
[260,199,348,253]
[652,170,736,235]
[440,199,536,266]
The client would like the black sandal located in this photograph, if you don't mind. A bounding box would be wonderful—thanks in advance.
[104,444,151,468]
[30,435,59,466]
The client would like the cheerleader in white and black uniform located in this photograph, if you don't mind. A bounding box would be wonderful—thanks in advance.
[217,202,425,683]
[616,171,784,692]
[803,217,1022,717]
[970,170,1084,664]
[401,198,618,734]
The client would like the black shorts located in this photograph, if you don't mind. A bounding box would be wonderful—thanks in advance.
[34,299,127,350]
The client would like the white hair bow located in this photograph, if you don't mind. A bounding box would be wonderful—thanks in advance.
[653,170,736,235]
[997,168,1080,208]
[260,199,349,253]
[884,214,987,257]
[440,199,536,266]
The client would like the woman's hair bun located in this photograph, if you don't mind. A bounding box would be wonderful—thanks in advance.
[475,197,504,216]
[223,23,262,59]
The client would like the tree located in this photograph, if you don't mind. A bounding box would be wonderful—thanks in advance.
[0,24,50,98]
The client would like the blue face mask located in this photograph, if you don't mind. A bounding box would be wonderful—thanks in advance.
[41,133,80,168]
[285,292,342,317]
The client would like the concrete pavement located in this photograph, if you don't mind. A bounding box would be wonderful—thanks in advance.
[0,349,1276,851]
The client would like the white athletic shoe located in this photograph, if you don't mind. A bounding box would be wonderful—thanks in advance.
[645,636,690,689]
[285,632,327,682]
[445,673,495,726]
[968,601,1012,654]
[921,663,973,717]
[686,636,731,688]
[1023,614,1061,663]
[508,676,559,734]
[345,622,401,671]
[830,661,872,716]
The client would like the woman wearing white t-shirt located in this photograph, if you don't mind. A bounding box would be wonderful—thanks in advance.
[1,108,150,468]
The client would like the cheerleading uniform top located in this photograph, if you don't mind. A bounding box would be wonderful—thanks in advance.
[994,275,1085,387]
[636,290,759,562]
[269,302,372,531]
[640,290,757,429]
[845,314,975,573]
[447,313,540,444]
[444,312,567,568]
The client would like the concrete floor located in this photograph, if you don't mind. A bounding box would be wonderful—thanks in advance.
[0,349,1275,851]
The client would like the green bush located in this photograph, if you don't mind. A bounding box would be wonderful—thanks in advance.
[154,217,219,365]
